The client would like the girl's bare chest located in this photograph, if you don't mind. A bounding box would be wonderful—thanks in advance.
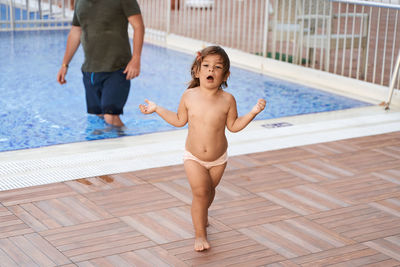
[189,100,228,118]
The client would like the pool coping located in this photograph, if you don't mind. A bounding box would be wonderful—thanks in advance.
[1,104,399,191]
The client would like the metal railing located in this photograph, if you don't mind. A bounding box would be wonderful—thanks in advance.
[139,0,400,90]
[0,0,72,30]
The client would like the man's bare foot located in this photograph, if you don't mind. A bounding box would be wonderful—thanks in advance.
[104,114,124,127]
[194,237,210,252]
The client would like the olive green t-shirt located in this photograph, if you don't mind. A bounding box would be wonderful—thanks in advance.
[72,0,141,72]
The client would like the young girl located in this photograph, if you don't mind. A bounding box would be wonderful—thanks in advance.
[139,46,266,251]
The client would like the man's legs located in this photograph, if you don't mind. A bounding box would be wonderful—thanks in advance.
[101,69,130,127]
[82,71,103,115]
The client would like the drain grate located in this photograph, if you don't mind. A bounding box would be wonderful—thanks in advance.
[0,148,183,191]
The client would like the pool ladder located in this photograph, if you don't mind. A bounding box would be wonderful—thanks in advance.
[384,49,400,110]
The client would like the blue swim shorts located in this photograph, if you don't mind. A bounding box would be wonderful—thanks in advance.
[82,69,130,115]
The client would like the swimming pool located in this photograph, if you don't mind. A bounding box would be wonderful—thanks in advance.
[0,30,370,152]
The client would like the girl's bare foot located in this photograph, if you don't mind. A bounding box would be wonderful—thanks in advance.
[194,237,210,252]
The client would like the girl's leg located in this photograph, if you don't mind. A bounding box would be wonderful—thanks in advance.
[184,160,212,251]
[208,163,227,209]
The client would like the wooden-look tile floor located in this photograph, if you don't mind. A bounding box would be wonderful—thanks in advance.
[1,132,400,266]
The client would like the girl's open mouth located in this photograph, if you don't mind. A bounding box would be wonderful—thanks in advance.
[206,75,214,81]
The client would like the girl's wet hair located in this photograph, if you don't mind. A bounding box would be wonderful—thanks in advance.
[187,46,230,89]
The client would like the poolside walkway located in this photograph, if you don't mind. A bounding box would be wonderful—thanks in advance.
[0,131,399,266]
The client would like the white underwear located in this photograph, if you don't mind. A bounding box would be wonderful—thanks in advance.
[183,150,228,169]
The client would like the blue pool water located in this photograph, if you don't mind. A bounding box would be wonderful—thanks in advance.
[0,30,370,152]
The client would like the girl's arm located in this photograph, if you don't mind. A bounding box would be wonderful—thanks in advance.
[139,94,188,127]
[226,96,266,133]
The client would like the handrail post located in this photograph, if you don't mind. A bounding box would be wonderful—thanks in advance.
[9,0,15,31]
[38,0,42,19]
[62,0,65,19]
[262,0,270,58]
[166,0,171,35]
[384,49,400,110]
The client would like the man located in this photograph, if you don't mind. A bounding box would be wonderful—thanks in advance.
[57,0,145,127]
